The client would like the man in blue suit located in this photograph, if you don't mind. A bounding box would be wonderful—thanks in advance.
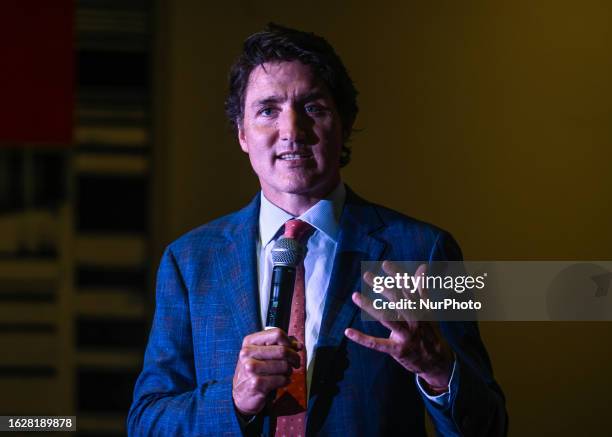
[128,24,507,436]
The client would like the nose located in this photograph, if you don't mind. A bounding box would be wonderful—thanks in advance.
[278,107,306,144]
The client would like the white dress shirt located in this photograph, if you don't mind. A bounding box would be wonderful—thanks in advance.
[257,184,345,397]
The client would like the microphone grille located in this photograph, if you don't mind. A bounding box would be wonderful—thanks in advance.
[271,237,303,267]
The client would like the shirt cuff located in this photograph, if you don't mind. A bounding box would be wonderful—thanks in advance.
[415,358,458,407]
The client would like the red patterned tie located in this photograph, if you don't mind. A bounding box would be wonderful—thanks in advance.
[271,219,313,437]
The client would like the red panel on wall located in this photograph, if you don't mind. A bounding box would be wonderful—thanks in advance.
[0,0,74,144]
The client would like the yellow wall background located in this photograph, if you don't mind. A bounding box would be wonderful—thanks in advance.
[152,1,612,435]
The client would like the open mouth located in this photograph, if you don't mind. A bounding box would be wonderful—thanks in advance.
[276,151,314,161]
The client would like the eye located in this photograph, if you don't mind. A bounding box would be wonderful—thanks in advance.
[258,107,277,117]
[305,104,324,114]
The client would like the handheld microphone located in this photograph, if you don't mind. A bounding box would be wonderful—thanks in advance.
[265,236,304,331]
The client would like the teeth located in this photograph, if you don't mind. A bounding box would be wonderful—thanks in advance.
[279,153,310,160]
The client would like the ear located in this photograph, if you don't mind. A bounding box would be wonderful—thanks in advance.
[237,122,249,153]
[342,128,351,142]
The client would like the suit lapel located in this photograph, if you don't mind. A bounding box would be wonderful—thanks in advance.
[218,194,263,341]
[307,189,387,421]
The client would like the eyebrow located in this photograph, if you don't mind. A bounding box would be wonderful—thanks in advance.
[251,96,284,108]
[251,91,328,108]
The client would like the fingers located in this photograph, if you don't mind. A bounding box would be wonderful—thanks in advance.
[412,263,429,300]
[363,261,431,324]
[344,327,395,355]
[239,344,301,368]
[381,261,429,299]
[233,372,291,415]
[350,262,453,378]
[243,327,302,349]
[244,374,291,394]
[386,262,432,324]
[363,270,417,323]
[243,358,294,376]
[233,328,303,415]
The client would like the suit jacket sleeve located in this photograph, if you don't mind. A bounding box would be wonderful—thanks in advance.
[127,246,244,436]
[424,231,508,437]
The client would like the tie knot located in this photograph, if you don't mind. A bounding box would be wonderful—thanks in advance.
[283,219,313,242]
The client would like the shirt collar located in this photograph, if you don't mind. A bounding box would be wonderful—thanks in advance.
[259,183,346,247]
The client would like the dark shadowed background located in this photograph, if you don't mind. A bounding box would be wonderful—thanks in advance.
[1,0,611,435]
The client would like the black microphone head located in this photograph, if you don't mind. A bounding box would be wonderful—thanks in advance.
[271,237,303,267]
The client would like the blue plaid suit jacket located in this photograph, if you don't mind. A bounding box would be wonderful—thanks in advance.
[128,188,507,436]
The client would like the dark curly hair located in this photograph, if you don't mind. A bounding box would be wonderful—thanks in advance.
[225,23,359,167]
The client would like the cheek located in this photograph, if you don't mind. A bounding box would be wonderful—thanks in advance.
[318,125,344,159]
[249,118,277,135]
[245,137,276,169]
[321,117,343,141]
[250,128,278,153]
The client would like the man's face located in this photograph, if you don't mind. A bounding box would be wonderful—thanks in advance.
[238,60,345,203]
